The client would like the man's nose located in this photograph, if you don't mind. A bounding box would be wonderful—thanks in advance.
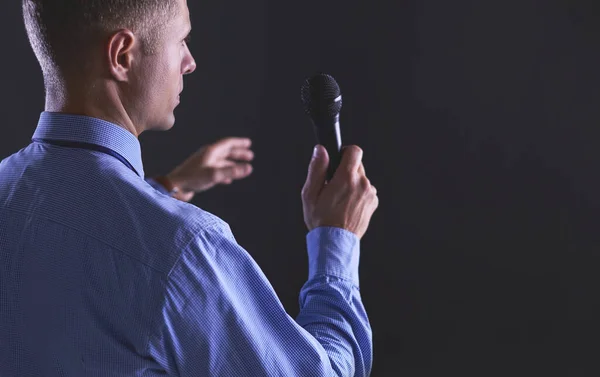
[184,57,197,75]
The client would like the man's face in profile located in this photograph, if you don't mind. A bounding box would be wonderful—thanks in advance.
[130,0,196,132]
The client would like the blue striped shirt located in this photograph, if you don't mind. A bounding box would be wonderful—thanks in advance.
[0,112,372,376]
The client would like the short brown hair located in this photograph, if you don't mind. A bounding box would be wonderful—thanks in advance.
[23,0,178,80]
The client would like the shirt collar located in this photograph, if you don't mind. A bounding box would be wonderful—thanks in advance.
[32,112,145,178]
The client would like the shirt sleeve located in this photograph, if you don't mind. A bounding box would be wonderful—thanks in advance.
[146,223,372,377]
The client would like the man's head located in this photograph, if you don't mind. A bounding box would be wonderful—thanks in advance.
[23,0,197,134]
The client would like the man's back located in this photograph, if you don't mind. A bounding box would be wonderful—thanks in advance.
[0,117,215,375]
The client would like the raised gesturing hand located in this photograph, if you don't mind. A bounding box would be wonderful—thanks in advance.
[164,137,254,201]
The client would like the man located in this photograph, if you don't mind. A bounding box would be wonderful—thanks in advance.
[0,0,379,376]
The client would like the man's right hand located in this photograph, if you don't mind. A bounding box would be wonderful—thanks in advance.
[301,145,379,240]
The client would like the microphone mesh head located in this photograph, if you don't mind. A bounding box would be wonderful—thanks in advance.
[300,73,342,118]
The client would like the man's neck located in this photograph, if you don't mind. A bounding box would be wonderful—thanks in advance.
[45,85,142,138]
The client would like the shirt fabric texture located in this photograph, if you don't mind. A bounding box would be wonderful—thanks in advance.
[0,112,372,376]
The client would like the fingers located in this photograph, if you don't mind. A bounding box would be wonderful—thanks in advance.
[358,162,365,177]
[341,147,376,200]
[337,145,363,177]
[301,145,329,201]
[228,148,254,162]
[213,163,253,184]
[216,137,252,150]
[209,137,253,159]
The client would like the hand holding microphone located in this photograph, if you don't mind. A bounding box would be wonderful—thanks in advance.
[300,74,379,239]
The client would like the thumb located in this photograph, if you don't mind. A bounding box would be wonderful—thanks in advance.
[302,145,329,201]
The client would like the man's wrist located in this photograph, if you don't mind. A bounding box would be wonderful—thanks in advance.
[154,175,179,194]
[153,175,194,202]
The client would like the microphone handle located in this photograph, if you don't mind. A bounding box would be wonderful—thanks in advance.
[312,114,343,181]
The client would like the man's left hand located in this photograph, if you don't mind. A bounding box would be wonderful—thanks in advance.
[164,137,254,202]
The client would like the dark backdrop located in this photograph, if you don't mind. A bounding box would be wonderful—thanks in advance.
[1,1,598,375]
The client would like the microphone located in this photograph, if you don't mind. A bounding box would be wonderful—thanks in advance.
[301,73,343,181]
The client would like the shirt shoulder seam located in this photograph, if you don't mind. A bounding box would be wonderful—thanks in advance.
[143,224,223,368]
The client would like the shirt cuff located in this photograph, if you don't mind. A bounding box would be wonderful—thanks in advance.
[145,177,170,195]
[306,226,361,287]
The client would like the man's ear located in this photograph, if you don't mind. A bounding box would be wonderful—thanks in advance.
[107,29,136,82]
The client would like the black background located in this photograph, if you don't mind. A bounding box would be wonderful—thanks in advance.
[2,1,599,375]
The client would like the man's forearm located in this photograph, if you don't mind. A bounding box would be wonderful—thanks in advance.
[296,226,373,377]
